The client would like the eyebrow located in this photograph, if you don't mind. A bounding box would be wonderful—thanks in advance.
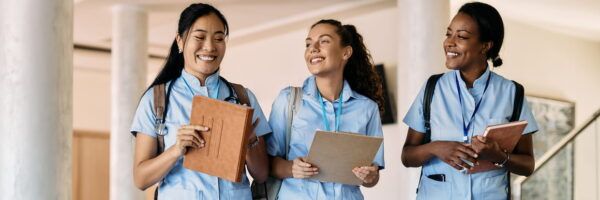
[305,34,334,41]
[447,27,472,34]
[191,29,225,35]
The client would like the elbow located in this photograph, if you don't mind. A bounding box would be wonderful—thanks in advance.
[521,165,535,177]
[133,169,151,190]
[133,176,148,190]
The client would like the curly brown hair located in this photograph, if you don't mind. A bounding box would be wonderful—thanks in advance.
[311,19,385,115]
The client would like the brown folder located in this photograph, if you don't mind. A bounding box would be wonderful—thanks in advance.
[183,95,254,182]
[305,131,383,185]
[468,120,528,173]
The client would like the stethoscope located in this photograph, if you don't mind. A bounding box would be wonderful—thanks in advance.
[219,76,242,104]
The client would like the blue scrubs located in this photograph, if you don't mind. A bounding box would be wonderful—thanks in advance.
[403,68,538,200]
[266,76,385,200]
[130,69,272,200]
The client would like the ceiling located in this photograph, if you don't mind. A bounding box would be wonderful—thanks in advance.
[74,0,392,57]
[73,0,600,60]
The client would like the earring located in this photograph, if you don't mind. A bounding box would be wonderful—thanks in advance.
[178,49,183,53]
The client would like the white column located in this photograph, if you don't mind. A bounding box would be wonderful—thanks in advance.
[0,0,73,199]
[110,4,147,200]
[396,0,449,199]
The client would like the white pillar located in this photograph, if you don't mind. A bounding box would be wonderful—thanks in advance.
[0,0,73,199]
[396,0,449,199]
[110,4,147,200]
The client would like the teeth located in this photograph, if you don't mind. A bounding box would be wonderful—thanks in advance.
[447,52,458,57]
[311,57,324,63]
[197,55,215,61]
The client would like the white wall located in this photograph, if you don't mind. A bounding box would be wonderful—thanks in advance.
[493,18,600,200]
[73,3,600,200]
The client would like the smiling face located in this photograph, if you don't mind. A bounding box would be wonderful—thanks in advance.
[177,13,226,78]
[304,23,352,77]
[443,12,491,71]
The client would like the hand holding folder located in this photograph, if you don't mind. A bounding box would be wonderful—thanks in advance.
[467,120,528,173]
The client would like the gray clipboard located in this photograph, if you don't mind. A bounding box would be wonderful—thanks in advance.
[305,131,383,185]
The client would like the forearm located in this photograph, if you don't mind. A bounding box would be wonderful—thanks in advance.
[401,142,436,167]
[245,137,269,183]
[504,153,534,176]
[134,146,180,190]
[270,156,293,179]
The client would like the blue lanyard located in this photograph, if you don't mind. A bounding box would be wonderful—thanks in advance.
[316,88,344,132]
[182,76,220,99]
[455,71,491,142]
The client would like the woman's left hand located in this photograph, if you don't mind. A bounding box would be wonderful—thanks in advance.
[470,135,506,163]
[352,165,379,184]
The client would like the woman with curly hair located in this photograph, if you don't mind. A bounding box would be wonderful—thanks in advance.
[265,19,385,199]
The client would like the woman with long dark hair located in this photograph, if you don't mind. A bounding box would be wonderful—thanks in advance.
[401,2,538,199]
[265,19,385,199]
[130,3,271,199]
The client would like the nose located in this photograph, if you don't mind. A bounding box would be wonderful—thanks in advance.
[202,39,216,52]
[309,42,320,54]
[444,35,456,49]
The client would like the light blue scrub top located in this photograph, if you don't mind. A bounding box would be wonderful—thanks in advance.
[266,76,385,200]
[403,68,539,200]
[130,69,272,200]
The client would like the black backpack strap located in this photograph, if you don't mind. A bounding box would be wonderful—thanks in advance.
[510,81,524,122]
[506,80,524,200]
[423,73,443,144]
[416,73,443,194]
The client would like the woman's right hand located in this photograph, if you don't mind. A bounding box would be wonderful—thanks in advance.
[430,141,478,170]
[291,157,319,178]
[174,125,209,156]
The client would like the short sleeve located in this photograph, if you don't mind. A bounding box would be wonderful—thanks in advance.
[265,87,292,158]
[520,96,539,135]
[366,103,385,169]
[402,83,428,133]
[246,89,272,137]
[130,89,157,138]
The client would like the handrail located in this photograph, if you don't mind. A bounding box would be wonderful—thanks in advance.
[512,108,600,199]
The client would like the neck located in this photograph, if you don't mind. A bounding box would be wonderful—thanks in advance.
[459,64,487,88]
[315,73,344,102]
[184,68,209,86]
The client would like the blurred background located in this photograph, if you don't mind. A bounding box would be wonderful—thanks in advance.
[1,0,599,199]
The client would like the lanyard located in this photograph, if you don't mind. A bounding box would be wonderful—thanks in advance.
[182,76,220,99]
[455,71,491,142]
[316,88,344,132]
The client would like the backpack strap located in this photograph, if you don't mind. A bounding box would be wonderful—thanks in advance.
[230,83,251,107]
[415,74,443,194]
[423,73,444,144]
[285,87,302,155]
[153,84,166,154]
[506,80,525,200]
[510,81,524,122]
[152,81,175,200]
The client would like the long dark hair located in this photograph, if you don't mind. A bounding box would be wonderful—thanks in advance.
[311,19,385,114]
[148,3,229,89]
[459,2,504,67]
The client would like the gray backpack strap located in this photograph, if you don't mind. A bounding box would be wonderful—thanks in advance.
[285,87,302,156]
